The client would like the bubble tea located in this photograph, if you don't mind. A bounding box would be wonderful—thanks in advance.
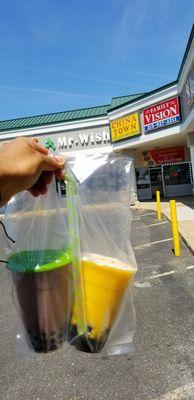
[7,250,71,353]
[69,253,136,353]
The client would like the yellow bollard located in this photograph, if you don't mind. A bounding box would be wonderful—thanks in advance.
[156,190,161,220]
[170,200,181,256]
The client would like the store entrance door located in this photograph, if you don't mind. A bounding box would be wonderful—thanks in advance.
[149,166,164,197]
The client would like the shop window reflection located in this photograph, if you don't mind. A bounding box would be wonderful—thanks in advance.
[163,163,192,186]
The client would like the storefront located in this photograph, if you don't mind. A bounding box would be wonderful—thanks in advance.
[0,25,193,204]
[109,86,193,199]
[133,145,193,199]
[135,161,193,200]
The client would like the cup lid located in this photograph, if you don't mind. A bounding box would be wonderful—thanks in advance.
[7,249,71,273]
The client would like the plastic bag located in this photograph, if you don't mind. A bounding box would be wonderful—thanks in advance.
[66,152,137,355]
[4,179,72,354]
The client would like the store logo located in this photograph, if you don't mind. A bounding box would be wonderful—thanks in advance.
[44,137,56,151]
[57,131,110,149]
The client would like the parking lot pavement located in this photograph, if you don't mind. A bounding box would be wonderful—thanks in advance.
[0,209,194,400]
[135,197,194,254]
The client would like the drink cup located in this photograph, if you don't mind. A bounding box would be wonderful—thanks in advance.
[69,253,136,353]
[7,249,71,353]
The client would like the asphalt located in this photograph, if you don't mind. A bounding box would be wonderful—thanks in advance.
[134,195,194,255]
[0,209,194,400]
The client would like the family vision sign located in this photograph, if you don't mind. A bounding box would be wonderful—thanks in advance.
[143,97,180,132]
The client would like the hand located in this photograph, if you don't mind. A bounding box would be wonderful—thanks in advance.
[0,137,66,206]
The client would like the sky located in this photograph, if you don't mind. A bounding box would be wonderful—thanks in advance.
[0,0,194,121]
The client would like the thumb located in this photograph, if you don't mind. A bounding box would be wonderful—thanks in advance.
[40,153,66,172]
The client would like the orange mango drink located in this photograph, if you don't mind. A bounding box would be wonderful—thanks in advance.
[70,253,136,352]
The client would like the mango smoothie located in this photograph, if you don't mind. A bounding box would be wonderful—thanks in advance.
[70,253,136,353]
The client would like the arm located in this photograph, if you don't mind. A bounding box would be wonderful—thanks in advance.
[0,137,65,207]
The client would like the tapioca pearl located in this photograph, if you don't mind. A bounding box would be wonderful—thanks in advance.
[32,336,40,342]
[68,325,78,340]
[48,338,56,346]
[49,344,57,351]
[48,340,56,348]
[40,339,47,347]
[33,342,43,351]
[87,325,92,332]
[37,345,44,352]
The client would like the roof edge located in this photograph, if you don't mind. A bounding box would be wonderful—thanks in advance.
[0,111,109,134]
[111,92,145,100]
[108,80,178,113]
[0,103,110,125]
[177,24,194,81]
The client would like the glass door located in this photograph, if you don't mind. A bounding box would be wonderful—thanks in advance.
[136,167,152,200]
[149,166,164,196]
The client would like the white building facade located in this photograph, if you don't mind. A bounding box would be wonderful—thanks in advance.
[0,26,194,201]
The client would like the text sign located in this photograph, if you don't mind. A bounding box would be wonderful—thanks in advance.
[41,128,111,152]
[143,97,180,132]
[57,131,110,149]
[110,112,140,142]
[149,146,185,165]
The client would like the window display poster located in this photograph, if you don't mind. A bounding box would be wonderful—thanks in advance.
[163,163,192,186]
[140,146,185,167]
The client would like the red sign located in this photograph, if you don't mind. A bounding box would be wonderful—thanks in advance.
[143,97,181,132]
[142,146,185,166]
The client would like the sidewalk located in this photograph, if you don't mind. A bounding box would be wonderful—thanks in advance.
[132,196,194,254]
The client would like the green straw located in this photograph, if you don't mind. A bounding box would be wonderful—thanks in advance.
[65,169,86,335]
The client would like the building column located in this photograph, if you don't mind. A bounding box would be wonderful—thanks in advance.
[187,132,194,195]
[116,148,137,204]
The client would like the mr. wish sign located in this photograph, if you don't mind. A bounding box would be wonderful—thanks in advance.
[110,112,140,142]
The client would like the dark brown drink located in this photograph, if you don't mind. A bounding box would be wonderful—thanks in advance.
[8,250,71,353]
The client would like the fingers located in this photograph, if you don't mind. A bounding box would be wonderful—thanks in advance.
[28,187,42,197]
[40,171,53,185]
[40,153,66,172]
[28,179,48,196]
[28,169,65,198]
[54,168,66,179]
[31,138,66,173]
[29,187,48,196]
[31,138,49,156]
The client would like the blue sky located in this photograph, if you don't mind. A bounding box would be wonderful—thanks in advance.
[0,0,193,120]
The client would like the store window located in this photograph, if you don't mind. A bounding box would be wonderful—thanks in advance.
[163,163,192,186]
